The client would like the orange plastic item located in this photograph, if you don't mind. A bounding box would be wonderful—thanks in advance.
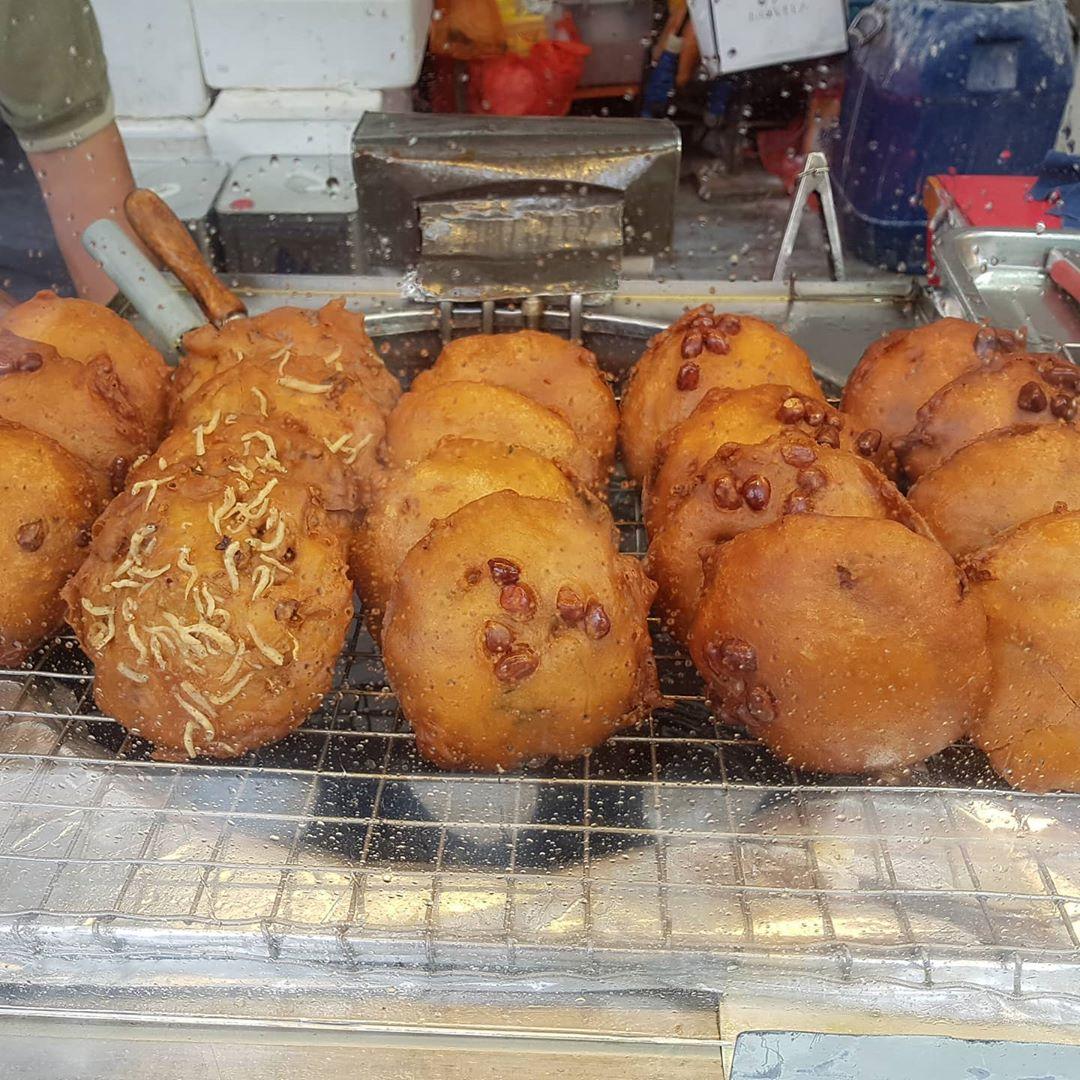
[430,0,506,60]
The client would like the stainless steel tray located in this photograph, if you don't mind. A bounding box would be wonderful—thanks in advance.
[5,277,1080,1061]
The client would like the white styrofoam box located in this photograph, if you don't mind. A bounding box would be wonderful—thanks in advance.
[93,0,210,118]
[117,117,212,161]
[688,0,848,76]
[203,89,384,163]
[191,0,432,91]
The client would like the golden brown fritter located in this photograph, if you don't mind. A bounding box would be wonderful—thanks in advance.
[172,299,400,418]
[410,330,619,476]
[351,437,590,637]
[0,421,98,666]
[381,491,660,770]
[619,307,820,484]
[172,349,385,503]
[908,425,1080,558]
[648,435,925,645]
[381,381,603,493]
[962,510,1080,792]
[3,290,170,444]
[688,516,990,775]
[644,384,877,537]
[0,329,150,498]
[898,353,1080,481]
[64,464,353,761]
[841,319,1024,477]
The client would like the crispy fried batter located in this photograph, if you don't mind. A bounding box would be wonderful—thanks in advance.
[619,307,820,484]
[908,425,1080,557]
[382,491,660,770]
[648,434,926,645]
[351,437,591,637]
[963,511,1080,792]
[0,329,150,498]
[3,290,170,444]
[382,380,603,493]
[172,299,400,418]
[644,384,870,536]
[898,353,1078,481]
[410,330,618,476]
[841,319,1024,478]
[0,421,98,667]
[689,516,990,775]
[172,349,385,503]
[64,464,352,760]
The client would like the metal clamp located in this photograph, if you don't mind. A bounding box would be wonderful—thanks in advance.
[772,151,847,284]
[435,294,586,345]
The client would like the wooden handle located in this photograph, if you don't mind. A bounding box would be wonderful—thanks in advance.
[124,188,246,327]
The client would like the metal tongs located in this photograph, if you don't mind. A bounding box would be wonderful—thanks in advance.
[772,151,847,284]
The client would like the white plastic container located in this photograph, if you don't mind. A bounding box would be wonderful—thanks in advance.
[191,0,432,91]
[93,0,210,118]
[687,0,848,77]
[117,117,213,161]
[203,88,384,162]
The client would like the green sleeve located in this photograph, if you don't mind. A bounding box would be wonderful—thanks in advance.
[0,0,114,152]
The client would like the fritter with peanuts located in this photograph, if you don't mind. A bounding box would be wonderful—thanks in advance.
[648,434,927,645]
[908,425,1080,558]
[897,353,1079,482]
[381,381,603,493]
[619,307,820,484]
[382,491,660,770]
[963,510,1080,792]
[841,319,1024,478]
[688,516,990,775]
[64,451,352,760]
[351,437,593,638]
[0,421,99,667]
[3,290,170,445]
[644,384,880,537]
[410,330,619,477]
[0,330,151,499]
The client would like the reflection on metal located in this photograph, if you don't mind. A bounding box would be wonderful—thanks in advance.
[932,226,1080,354]
[772,152,846,284]
[352,112,680,299]
[416,193,622,300]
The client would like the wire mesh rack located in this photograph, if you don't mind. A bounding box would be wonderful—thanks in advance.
[2,294,1080,1009]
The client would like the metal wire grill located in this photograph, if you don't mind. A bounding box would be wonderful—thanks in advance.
[2,472,1080,986]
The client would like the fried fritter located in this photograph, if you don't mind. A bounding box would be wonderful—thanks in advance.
[351,437,590,636]
[688,516,990,775]
[962,510,1080,791]
[841,319,1024,478]
[898,353,1079,481]
[0,329,150,497]
[644,384,876,537]
[381,381,603,493]
[172,349,385,502]
[382,491,660,770]
[64,464,352,760]
[0,421,98,666]
[908,425,1080,558]
[410,330,618,475]
[171,299,400,418]
[3,290,170,444]
[648,435,926,645]
[619,307,820,484]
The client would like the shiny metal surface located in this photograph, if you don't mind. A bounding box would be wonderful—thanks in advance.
[9,279,1080,1054]
[932,227,1080,353]
[351,113,680,292]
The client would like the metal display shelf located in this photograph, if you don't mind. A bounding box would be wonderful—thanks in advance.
[4,278,1080,1064]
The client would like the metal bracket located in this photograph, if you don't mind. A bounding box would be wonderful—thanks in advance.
[772,151,847,284]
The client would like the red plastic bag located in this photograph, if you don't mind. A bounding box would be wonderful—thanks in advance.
[468,17,590,116]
